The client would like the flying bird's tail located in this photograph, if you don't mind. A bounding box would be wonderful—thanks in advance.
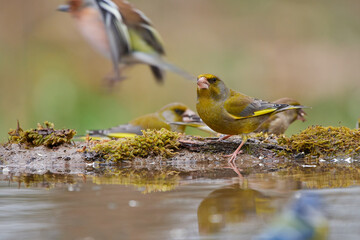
[130,52,195,81]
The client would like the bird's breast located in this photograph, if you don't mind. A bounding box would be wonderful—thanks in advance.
[76,8,111,59]
[196,97,270,135]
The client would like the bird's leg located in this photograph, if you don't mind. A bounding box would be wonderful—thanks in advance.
[217,134,232,141]
[224,140,246,158]
[225,136,248,163]
[103,64,128,89]
[104,70,126,87]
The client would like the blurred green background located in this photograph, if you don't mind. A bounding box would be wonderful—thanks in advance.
[0,0,359,141]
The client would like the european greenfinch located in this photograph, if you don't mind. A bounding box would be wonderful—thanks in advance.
[357,117,360,129]
[196,74,307,164]
[169,112,217,135]
[58,0,194,84]
[254,98,307,135]
[88,102,195,138]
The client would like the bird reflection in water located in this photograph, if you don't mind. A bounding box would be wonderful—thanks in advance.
[197,183,275,235]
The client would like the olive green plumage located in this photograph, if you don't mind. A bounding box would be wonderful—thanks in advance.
[196,74,306,136]
[88,102,193,138]
[255,98,307,135]
[196,74,309,167]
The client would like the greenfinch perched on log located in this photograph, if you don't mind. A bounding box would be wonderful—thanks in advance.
[58,0,194,84]
[88,102,195,138]
[254,98,307,135]
[196,74,307,164]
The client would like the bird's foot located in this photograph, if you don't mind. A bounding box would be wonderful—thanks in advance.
[224,150,243,159]
[104,73,127,88]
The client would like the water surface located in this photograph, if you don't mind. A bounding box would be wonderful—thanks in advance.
[1,169,360,240]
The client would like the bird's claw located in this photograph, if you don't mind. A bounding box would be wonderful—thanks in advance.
[104,73,127,88]
[224,150,243,158]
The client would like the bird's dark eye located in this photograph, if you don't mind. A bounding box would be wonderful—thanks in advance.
[174,109,185,115]
[207,78,217,84]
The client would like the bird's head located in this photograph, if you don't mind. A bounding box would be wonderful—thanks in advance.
[197,74,229,101]
[297,109,307,122]
[158,102,194,123]
[57,0,83,15]
[274,98,307,122]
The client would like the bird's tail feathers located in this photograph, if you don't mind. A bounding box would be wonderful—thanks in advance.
[131,52,195,81]
[150,65,164,83]
[87,124,143,137]
[86,129,108,137]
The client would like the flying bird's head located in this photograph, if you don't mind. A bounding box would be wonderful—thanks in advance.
[57,0,85,15]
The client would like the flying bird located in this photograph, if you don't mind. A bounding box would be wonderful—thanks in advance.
[58,0,194,84]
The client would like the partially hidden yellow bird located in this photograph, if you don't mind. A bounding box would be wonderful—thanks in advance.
[196,74,308,164]
[254,98,307,135]
[58,0,194,84]
[87,102,196,138]
[169,113,217,135]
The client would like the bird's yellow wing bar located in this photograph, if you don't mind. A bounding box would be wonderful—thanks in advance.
[228,108,277,120]
[107,133,137,138]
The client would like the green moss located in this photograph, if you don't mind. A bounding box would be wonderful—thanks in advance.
[91,128,180,162]
[8,121,76,148]
[278,125,360,159]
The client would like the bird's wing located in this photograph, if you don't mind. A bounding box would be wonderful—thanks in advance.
[111,0,168,83]
[129,114,171,131]
[95,0,132,79]
[224,90,287,119]
[112,0,165,54]
[97,1,195,82]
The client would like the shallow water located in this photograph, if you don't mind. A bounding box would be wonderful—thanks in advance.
[1,168,360,240]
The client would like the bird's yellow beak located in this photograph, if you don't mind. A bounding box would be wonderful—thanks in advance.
[181,109,201,123]
[197,77,209,89]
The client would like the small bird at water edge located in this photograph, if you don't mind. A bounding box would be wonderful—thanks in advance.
[254,97,307,135]
[87,102,196,138]
[196,74,308,167]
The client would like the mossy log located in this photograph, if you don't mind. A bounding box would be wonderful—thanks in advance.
[1,124,359,176]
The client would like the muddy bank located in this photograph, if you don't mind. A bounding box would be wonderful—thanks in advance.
[1,134,359,176]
